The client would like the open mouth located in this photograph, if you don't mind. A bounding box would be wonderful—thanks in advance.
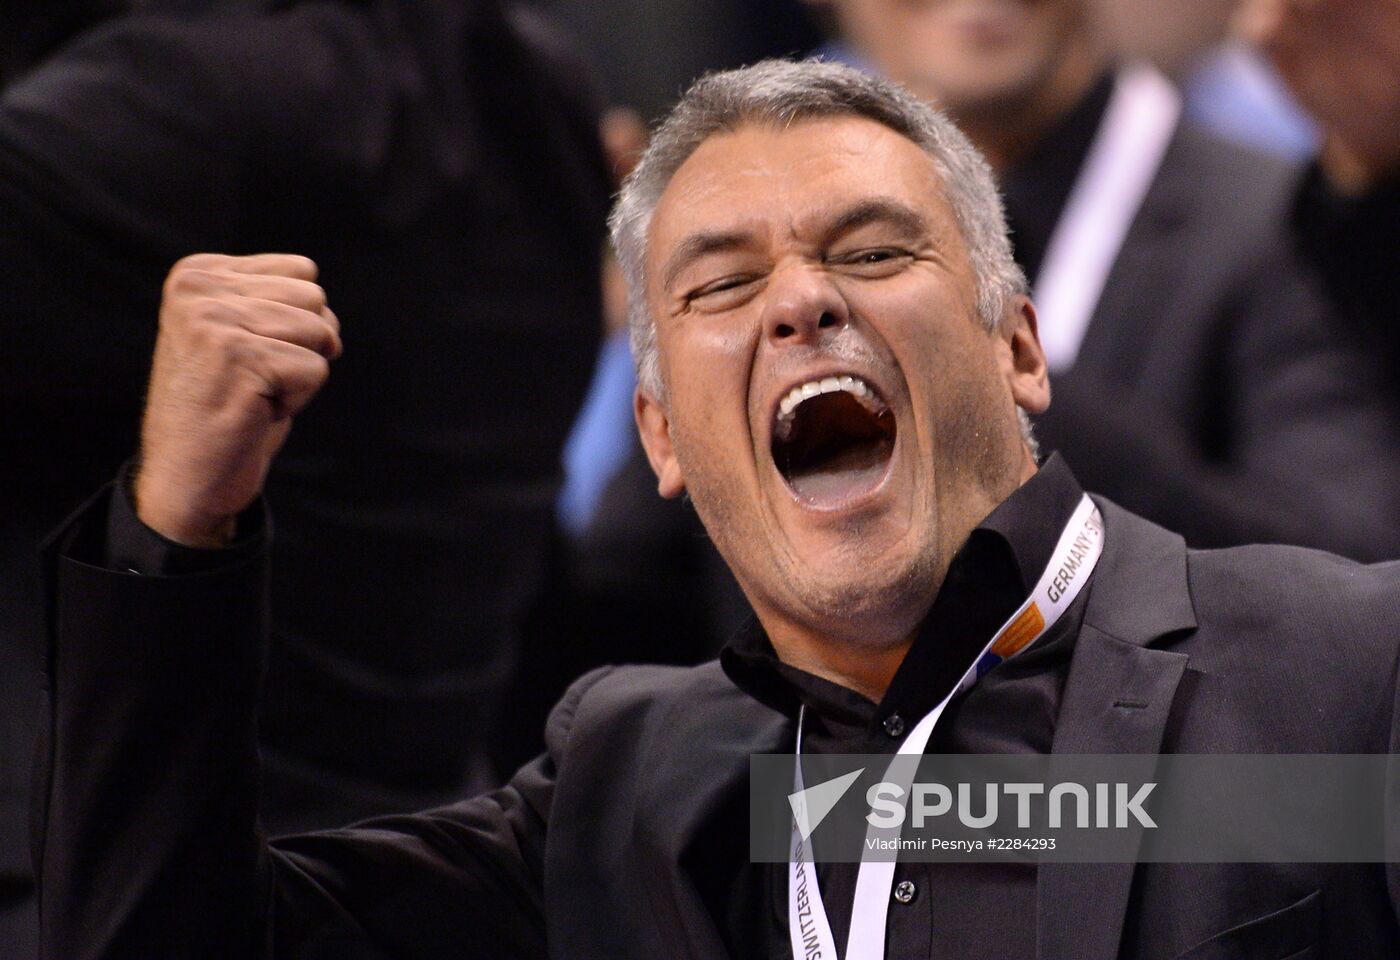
[771,374,896,506]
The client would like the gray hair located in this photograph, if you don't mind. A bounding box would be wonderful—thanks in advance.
[609,58,1036,451]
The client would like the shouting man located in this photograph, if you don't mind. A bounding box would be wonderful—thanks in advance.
[34,60,1400,959]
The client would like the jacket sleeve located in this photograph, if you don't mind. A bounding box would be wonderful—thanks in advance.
[33,486,608,959]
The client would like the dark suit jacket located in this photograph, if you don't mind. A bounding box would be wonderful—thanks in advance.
[1035,121,1400,562]
[33,488,1400,959]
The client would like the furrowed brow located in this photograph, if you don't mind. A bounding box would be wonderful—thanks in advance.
[660,231,751,293]
[825,198,928,242]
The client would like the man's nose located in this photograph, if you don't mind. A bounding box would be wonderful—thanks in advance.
[760,263,849,346]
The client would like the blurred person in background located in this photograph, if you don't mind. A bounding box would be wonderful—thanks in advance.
[1239,0,1400,406]
[800,0,1400,558]
[1088,0,1317,158]
[0,0,610,948]
[1051,0,1399,402]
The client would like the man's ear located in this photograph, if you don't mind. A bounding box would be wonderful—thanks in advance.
[1000,295,1051,416]
[635,388,686,499]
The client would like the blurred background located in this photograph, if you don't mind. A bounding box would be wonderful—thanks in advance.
[2,0,1396,954]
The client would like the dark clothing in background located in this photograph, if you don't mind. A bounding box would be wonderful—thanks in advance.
[0,0,127,87]
[32,458,1400,958]
[1291,166,1400,407]
[548,0,823,120]
[1019,71,1400,559]
[1,0,610,945]
[1000,73,1115,285]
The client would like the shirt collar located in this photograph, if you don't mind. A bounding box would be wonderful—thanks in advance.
[721,454,1087,730]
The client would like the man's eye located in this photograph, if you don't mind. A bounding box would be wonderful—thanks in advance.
[830,248,911,274]
[697,277,746,295]
[687,275,757,306]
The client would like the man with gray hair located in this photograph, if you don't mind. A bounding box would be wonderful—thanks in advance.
[34,59,1400,958]
[610,57,1039,454]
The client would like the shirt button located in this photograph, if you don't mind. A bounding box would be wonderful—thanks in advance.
[882,713,905,738]
[893,880,917,904]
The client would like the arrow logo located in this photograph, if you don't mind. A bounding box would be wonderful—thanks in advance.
[788,768,864,841]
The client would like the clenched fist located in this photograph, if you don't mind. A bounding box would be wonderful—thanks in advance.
[135,254,341,548]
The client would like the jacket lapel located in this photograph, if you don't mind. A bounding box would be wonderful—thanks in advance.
[632,670,792,960]
[1070,124,1193,396]
[1038,498,1196,960]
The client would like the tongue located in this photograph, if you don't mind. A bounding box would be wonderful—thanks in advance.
[786,436,893,505]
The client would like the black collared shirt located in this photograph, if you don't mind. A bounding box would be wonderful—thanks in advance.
[720,454,1094,959]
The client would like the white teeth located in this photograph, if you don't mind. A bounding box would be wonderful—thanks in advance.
[773,374,887,440]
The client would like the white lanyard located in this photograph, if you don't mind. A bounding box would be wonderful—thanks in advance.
[1034,64,1181,373]
[788,494,1105,960]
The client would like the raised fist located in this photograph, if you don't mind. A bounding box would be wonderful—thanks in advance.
[134,253,341,547]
